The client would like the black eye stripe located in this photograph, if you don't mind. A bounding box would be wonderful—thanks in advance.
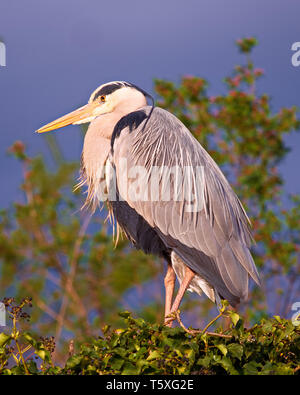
[92,81,155,133]
[92,82,153,107]
[93,82,132,100]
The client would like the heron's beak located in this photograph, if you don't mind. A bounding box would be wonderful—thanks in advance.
[36,103,96,133]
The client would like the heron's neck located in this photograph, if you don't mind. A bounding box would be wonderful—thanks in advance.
[113,92,147,117]
[82,112,118,177]
[82,96,147,190]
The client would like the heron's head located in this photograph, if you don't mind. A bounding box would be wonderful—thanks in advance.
[36,81,150,133]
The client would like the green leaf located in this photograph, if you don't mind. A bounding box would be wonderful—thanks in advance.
[243,361,261,375]
[35,349,49,361]
[219,356,239,375]
[23,332,37,348]
[262,321,273,333]
[110,333,120,348]
[121,361,138,375]
[27,360,39,374]
[197,354,212,368]
[118,311,131,319]
[0,333,11,347]
[102,324,111,335]
[65,355,83,369]
[227,343,243,360]
[216,344,228,356]
[110,356,124,370]
[228,311,241,326]
[147,350,160,360]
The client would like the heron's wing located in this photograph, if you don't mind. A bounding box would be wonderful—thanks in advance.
[111,106,260,304]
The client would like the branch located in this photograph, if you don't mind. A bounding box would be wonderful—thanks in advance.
[53,213,91,361]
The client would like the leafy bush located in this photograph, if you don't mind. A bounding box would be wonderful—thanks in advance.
[61,313,300,375]
[0,300,299,375]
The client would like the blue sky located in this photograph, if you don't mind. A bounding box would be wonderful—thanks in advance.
[0,0,299,208]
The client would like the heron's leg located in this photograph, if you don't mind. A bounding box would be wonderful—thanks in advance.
[165,265,195,327]
[164,264,176,322]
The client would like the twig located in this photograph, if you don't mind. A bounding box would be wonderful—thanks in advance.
[202,311,224,334]
[68,340,74,357]
[294,365,300,374]
[15,340,30,375]
[12,315,30,375]
[175,310,232,339]
[205,331,232,339]
[175,310,202,335]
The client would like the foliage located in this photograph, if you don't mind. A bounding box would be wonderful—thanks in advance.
[0,38,299,365]
[1,303,299,375]
[0,297,55,374]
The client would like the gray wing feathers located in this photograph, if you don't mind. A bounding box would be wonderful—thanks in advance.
[112,106,260,305]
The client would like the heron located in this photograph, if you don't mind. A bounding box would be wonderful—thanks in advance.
[37,81,260,326]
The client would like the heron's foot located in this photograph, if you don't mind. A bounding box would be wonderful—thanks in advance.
[164,310,201,333]
[164,307,233,338]
[164,310,178,328]
[175,309,232,338]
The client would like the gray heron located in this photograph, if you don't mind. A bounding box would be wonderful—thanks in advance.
[37,81,260,326]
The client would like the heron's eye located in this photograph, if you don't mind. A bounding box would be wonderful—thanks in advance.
[100,95,106,103]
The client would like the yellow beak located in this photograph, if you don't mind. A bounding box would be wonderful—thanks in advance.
[36,103,96,133]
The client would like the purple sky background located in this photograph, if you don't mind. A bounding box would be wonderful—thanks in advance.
[0,0,299,208]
